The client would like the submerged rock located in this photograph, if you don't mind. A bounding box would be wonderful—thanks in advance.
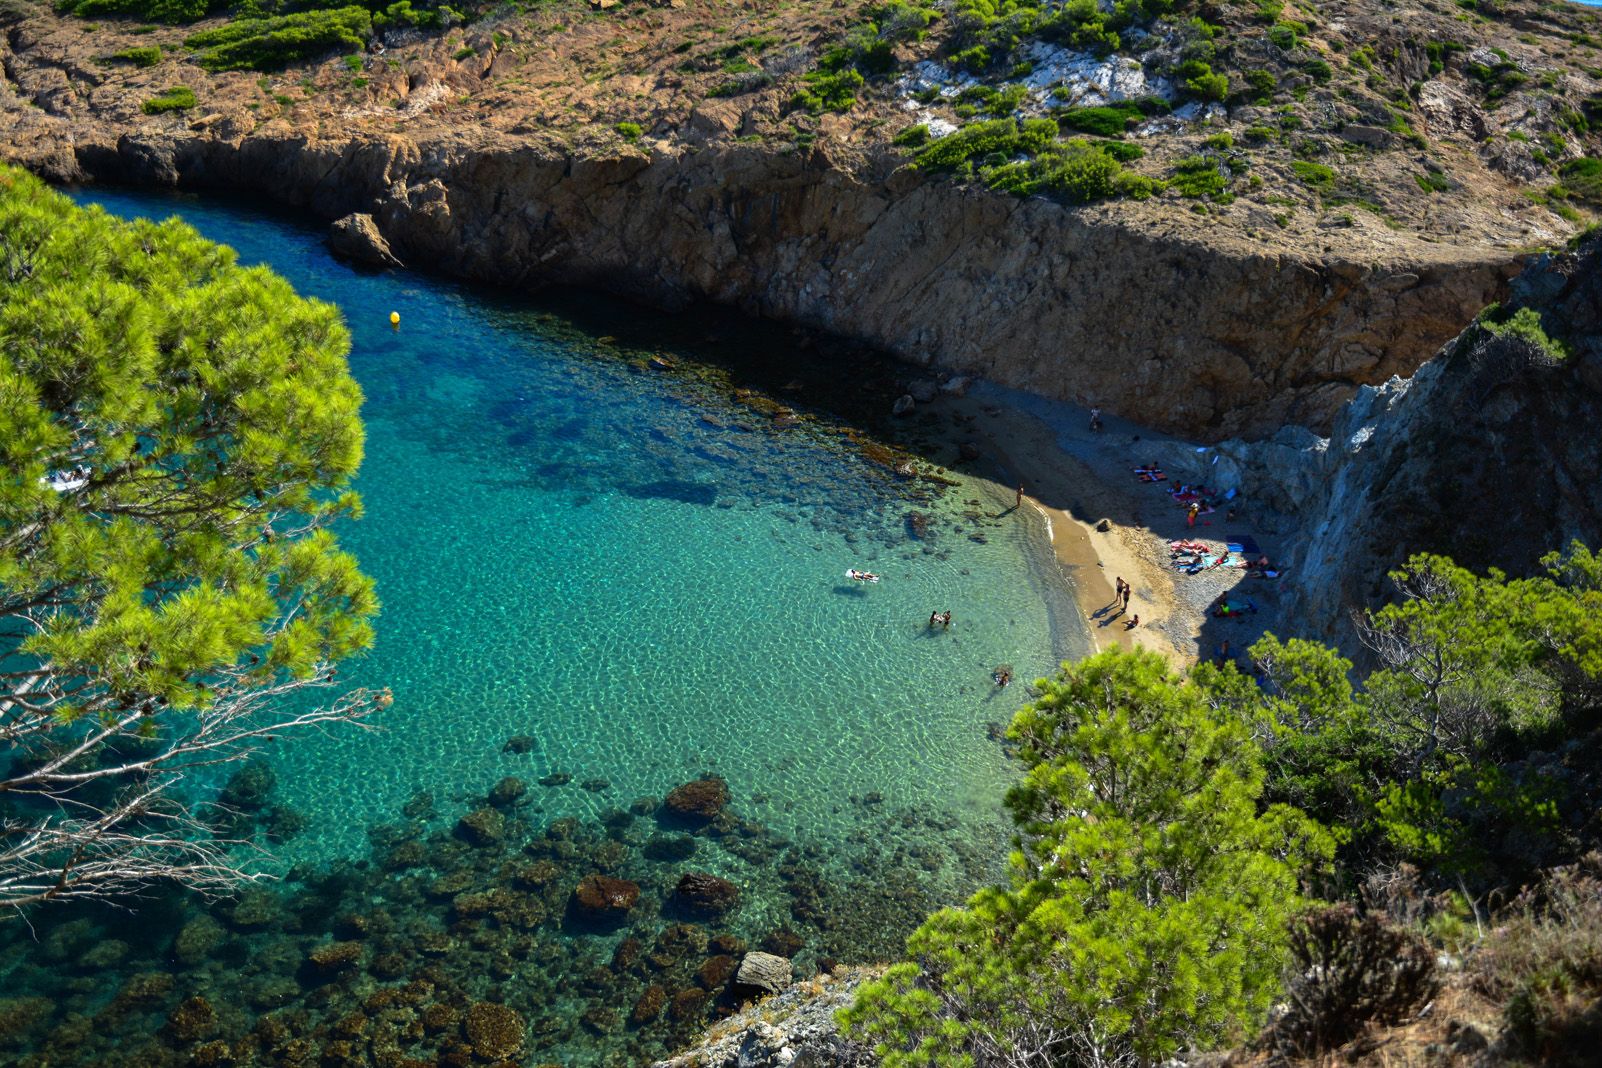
[663,777,729,823]
[226,888,280,929]
[463,1002,525,1060]
[630,984,667,1025]
[164,996,218,1043]
[488,776,527,807]
[696,954,738,990]
[674,872,740,917]
[305,940,363,973]
[173,916,225,965]
[644,834,698,862]
[502,734,536,754]
[572,874,639,915]
[669,988,708,1021]
[456,806,505,846]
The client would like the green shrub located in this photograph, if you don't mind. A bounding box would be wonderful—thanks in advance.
[1464,54,1530,105]
[951,44,991,73]
[110,44,162,67]
[1244,68,1277,103]
[1424,39,1465,75]
[452,45,475,61]
[70,0,209,24]
[141,84,196,114]
[914,118,1049,171]
[1292,159,1335,190]
[1097,139,1144,162]
[1304,57,1333,83]
[1268,22,1300,50]
[1559,157,1602,203]
[892,122,931,148]
[185,7,373,72]
[1415,170,1451,193]
[615,121,642,141]
[1172,154,1228,197]
[912,119,1155,204]
[1481,305,1571,359]
[342,53,363,72]
[791,66,864,114]
[1055,102,1142,137]
[1179,59,1230,102]
[373,0,443,31]
[1205,131,1234,150]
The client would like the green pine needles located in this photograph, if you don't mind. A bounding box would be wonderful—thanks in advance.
[842,647,1331,1066]
[0,166,378,908]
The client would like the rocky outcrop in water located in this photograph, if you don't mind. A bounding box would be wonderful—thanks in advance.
[10,125,1515,440]
[1199,232,1602,649]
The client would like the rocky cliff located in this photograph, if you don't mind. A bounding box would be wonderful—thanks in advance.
[5,0,1571,440]
[21,125,1517,441]
[1198,230,1602,649]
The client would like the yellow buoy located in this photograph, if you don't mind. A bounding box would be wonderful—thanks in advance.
[389,311,400,327]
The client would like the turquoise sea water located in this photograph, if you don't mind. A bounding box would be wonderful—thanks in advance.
[0,190,1086,1065]
[71,188,1082,859]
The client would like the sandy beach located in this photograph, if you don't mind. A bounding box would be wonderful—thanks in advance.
[928,382,1286,670]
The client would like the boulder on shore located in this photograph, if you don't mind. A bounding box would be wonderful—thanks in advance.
[734,951,792,995]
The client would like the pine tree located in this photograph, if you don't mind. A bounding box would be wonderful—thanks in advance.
[842,647,1330,1066]
[0,166,379,908]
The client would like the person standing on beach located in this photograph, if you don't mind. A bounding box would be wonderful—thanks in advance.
[1121,580,1131,611]
[1113,577,1126,608]
[1015,485,1023,509]
[1187,502,1200,528]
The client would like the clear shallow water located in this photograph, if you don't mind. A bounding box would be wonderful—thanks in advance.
[0,188,1085,1066]
[68,188,1082,857]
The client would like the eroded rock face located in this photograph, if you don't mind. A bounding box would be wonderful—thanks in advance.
[28,129,1518,439]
